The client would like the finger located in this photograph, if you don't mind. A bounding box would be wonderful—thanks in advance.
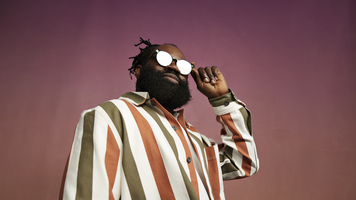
[198,67,210,83]
[190,63,203,85]
[211,66,220,80]
[204,67,217,84]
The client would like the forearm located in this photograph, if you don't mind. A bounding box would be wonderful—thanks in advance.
[209,90,259,180]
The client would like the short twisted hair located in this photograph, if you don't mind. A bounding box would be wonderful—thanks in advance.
[128,37,178,79]
[128,38,159,79]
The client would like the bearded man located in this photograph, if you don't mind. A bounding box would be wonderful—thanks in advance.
[59,38,259,200]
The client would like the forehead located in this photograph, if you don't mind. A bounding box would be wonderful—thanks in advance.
[157,44,185,60]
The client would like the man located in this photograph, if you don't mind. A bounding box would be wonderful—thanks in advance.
[59,38,259,200]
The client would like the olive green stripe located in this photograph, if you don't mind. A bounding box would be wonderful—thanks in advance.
[220,147,239,174]
[221,161,239,174]
[76,110,95,200]
[208,90,235,107]
[239,107,252,134]
[121,92,146,105]
[220,154,238,174]
[99,101,124,139]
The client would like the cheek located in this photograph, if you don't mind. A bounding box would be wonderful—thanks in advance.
[154,66,165,72]
[144,62,163,73]
[180,75,188,83]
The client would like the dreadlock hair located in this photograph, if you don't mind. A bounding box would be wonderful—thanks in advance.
[128,37,160,79]
[128,37,178,79]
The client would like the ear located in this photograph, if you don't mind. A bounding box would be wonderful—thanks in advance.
[135,65,142,79]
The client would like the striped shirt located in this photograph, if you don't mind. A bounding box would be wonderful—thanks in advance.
[59,91,259,200]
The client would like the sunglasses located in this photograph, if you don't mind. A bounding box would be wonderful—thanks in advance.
[150,49,194,75]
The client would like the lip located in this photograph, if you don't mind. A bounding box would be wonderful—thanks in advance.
[162,73,179,84]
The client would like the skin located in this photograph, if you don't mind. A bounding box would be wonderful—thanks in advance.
[135,44,229,112]
[190,64,229,99]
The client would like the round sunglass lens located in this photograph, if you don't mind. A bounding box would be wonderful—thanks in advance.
[156,51,172,66]
[177,60,192,75]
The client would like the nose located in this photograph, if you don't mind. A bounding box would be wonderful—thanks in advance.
[165,58,180,73]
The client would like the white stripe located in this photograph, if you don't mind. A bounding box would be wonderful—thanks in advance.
[214,145,225,200]
[96,104,123,199]
[92,114,109,199]
[63,109,92,200]
[212,101,243,115]
[120,171,131,200]
[222,170,240,180]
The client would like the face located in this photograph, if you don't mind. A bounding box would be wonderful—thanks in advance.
[140,44,188,83]
[135,45,192,111]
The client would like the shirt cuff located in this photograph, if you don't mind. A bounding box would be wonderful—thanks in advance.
[208,89,247,116]
[208,89,246,107]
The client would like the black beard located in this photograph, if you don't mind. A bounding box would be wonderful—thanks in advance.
[136,66,191,111]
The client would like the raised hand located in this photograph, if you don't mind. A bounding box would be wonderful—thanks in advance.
[190,63,229,99]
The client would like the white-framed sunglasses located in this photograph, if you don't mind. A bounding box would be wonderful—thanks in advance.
[150,49,194,75]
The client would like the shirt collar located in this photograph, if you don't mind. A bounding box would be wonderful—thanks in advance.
[120,91,183,116]
[119,92,151,106]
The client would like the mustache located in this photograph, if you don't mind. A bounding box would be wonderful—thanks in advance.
[161,69,185,83]
[163,69,180,76]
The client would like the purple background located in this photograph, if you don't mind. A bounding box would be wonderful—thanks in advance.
[1,0,355,199]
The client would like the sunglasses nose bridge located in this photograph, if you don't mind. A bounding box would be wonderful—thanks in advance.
[166,64,181,74]
[165,58,180,72]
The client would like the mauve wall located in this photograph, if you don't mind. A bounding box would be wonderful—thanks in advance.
[0,0,355,199]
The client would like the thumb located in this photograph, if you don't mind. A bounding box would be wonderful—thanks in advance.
[190,62,202,85]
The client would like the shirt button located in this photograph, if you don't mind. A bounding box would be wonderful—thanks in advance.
[151,101,156,106]
[172,125,177,131]
[224,100,230,106]
[187,156,191,163]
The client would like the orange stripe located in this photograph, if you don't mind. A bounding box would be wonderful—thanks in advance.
[206,146,221,199]
[105,126,120,200]
[221,114,252,176]
[124,101,175,199]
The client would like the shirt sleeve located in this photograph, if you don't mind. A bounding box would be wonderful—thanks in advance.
[209,90,259,180]
[59,107,122,200]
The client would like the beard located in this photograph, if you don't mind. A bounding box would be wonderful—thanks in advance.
[136,66,191,111]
